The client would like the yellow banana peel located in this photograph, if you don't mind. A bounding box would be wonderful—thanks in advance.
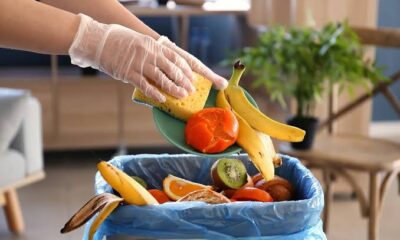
[234,112,275,181]
[225,86,305,142]
[223,60,305,142]
[61,193,123,239]
[97,161,159,206]
[88,198,121,240]
[216,90,275,181]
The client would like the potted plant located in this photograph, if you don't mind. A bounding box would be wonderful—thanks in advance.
[235,22,385,149]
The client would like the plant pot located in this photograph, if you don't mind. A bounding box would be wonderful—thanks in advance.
[287,116,318,150]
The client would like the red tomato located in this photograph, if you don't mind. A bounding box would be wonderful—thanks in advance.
[185,108,239,153]
[231,187,273,202]
[148,189,170,204]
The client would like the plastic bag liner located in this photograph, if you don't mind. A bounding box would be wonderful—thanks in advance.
[83,154,325,240]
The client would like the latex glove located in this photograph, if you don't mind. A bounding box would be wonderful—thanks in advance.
[68,14,195,103]
[158,36,228,90]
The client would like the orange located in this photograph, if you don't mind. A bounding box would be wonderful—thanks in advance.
[163,174,211,201]
[184,107,239,153]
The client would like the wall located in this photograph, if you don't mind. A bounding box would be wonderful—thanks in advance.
[260,0,378,136]
[1,3,395,120]
[373,0,400,121]
[0,16,238,68]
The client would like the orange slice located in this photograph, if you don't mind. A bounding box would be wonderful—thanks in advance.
[163,174,211,201]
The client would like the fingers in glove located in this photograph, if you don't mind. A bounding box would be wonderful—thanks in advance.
[144,64,188,99]
[161,46,195,83]
[190,58,228,90]
[156,51,195,94]
[133,73,166,103]
[163,42,228,89]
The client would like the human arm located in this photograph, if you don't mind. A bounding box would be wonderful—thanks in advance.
[0,0,225,102]
[0,0,80,54]
[0,0,193,102]
[40,0,160,40]
[40,0,228,89]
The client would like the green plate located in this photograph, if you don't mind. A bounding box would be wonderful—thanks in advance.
[153,88,258,157]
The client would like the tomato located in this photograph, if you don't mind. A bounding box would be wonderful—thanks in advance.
[185,107,239,153]
[148,189,171,204]
[231,187,273,202]
[255,177,294,202]
[251,173,264,185]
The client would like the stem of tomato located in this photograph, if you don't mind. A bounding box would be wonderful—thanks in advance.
[229,60,246,86]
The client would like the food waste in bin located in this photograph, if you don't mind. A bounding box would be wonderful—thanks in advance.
[59,61,322,240]
[62,157,295,239]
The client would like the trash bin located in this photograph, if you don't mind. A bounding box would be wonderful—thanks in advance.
[84,154,326,240]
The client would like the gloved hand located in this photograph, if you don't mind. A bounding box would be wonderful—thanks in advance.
[157,36,228,90]
[68,14,195,103]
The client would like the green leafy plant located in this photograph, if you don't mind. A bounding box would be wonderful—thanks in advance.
[234,22,386,117]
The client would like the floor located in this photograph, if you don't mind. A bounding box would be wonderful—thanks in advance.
[1,148,400,240]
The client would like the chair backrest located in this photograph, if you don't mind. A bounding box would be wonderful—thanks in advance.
[319,26,400,133]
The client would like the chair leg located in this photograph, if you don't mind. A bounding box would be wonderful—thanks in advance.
[322,169,333,234]
[0,192,5,206]
[369,172,380,240]
[397,172,400,194]
[3,188,25,234]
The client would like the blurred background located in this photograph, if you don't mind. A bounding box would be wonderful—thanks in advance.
[0,0,399,239]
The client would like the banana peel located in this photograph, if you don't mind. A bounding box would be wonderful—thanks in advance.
[225,86,305,142]
[216,89,275,181]
[256,131,283,168]
[218,87,281,168]
[62,162,159,239]
[88,198,121,240]
[224,61,305,142]
[235,112,275,181]
[61,193,123,240]
[97,161,159,206]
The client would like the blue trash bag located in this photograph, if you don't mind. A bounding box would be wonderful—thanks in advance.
[83,154,326,240]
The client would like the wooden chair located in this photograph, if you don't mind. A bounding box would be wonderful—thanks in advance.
[0,90,45,234]
[280,26,400,240]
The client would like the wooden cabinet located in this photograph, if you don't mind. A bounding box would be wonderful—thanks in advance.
[0,75,167,150]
